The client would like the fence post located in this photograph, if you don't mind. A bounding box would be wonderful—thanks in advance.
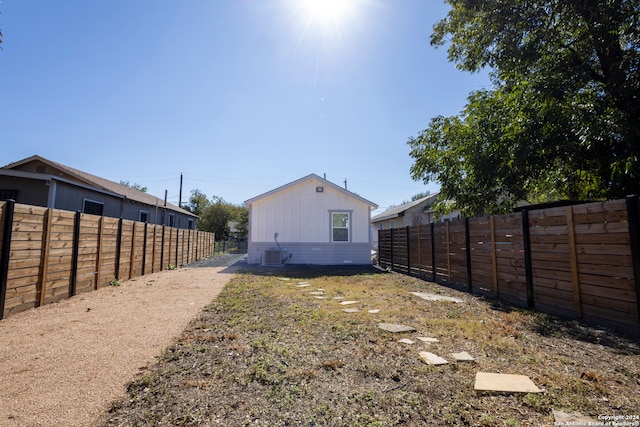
[406,226,411,275]
[521,209,535,309]
[160,225,165,270]
[417,225,422,278]
[625,195,640,326]
[70,211,81,297]
[431,222,436,282]
[175,228,179,267]
[390,228,395,271]
[565,206,582,318]
[187,229,191,264]
[142,222,148,276]
[115,218,123,280]
[465,217,473,293]
[0,200,15,320]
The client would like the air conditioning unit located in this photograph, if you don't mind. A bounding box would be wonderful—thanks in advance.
[263,249,283,266]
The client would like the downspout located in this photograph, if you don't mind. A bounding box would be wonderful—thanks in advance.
[46,180,57,208]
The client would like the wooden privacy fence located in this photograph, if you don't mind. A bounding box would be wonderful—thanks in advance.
[0,201,215,319]
[378,197,640,336]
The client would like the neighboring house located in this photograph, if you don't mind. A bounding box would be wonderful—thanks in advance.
[0,155,197,229]
[244,174,378,265]
[371,193,461,247]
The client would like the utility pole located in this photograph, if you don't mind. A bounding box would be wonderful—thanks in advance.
[179,173,183,208]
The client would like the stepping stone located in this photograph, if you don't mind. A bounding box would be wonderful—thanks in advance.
[316,288,325,291]
[552,410,597,424]
[474,372,542,393]
[411,292,464,303]
[314,296,327,300]
[378,323,416,333]
[419,351,448,365]
[451,351,475,362]
[297,281,309,285]
[297,284,312,288]
[308,291,325,295]
[416,337,439,343]
[368,309,381,314]
[398,338,415,344]
[339,300,359,305]
[342,308,360,313]
[333,296,345,300]
[277,277,291,281]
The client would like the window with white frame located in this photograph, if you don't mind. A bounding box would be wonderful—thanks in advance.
[331,212,350,242]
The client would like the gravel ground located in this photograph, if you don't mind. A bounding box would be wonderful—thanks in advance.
[187,253,247,268]
[0,257,241,427]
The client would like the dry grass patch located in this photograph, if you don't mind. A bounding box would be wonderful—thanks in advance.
[99,266,640,426]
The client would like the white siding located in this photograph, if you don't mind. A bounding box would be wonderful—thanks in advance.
[249,177,370,244]
[247,242,372,265]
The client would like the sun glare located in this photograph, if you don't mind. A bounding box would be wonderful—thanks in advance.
[301,0,353,26]
[293,0,359,33]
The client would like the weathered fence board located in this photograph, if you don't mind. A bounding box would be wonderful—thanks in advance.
[378,197,640,336]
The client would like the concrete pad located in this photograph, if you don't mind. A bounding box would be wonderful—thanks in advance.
[368,309,381,314]
[398,338,415,344]
[419,351,448,365]
[552,410,597,424]
[378,323,417,333]
[451,351,475,362]
[416,337,439,343]
[342,308,360,313]
[474,372,542,393]
[339,300,359,305]
[411,292,464,303]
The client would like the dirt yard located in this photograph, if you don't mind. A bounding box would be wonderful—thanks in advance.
[2,258,639,426]
[0,255,244,427]
[97,264,640,426]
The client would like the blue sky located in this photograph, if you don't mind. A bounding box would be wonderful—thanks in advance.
[0,0,490,215]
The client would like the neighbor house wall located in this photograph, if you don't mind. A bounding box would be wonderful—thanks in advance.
[53,181,124,217]
[0,176,49,206]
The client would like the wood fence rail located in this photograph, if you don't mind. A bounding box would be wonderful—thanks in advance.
[0,201,215,319]
[378,197,640,337]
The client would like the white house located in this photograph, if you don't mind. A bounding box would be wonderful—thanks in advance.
[244,174,378,265]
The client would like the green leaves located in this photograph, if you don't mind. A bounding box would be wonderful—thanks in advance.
[186,190,248,241]
[410,0,640,215]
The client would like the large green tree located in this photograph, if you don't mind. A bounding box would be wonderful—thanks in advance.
[409,0,640,215]
[186,191,248,241]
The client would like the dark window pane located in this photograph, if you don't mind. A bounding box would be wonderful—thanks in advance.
[333,228,348,242]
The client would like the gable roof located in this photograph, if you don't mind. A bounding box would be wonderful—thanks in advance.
[371,193,439,222]
[2,155,196,217]
[244,173,378,209]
